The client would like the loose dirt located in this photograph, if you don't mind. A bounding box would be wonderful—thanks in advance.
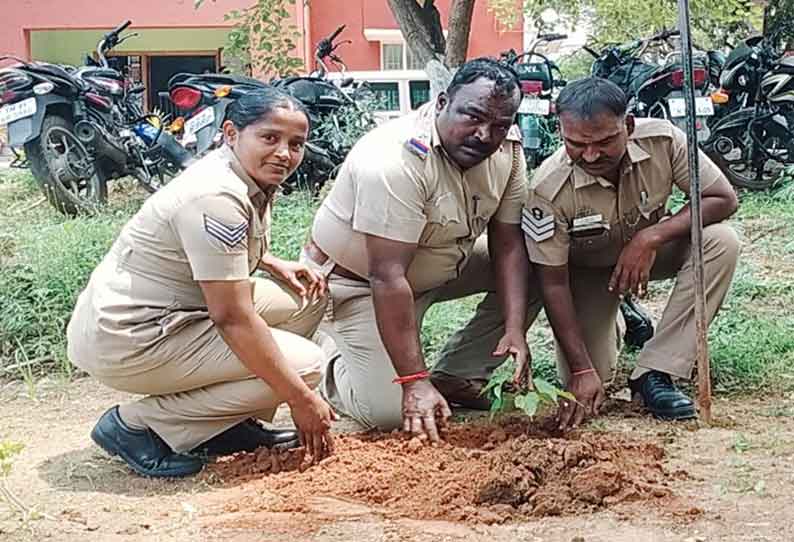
[206,417,679,524]
[2,378,794,542]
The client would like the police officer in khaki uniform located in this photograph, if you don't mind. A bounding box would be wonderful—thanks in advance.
[67,88,337,477]
[522,77,740,429]
[304,58,542,441]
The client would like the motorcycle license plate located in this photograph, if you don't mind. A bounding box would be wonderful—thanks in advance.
[518,97,550,116]
[184,106,215,138]
[0,97,37,126]
[668,97,714,118]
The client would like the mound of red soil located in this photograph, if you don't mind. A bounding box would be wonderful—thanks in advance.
[205,417,678,524]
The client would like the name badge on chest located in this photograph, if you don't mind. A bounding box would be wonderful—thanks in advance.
[570,214,611,238]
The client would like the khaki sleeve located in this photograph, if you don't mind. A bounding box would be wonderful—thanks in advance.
[494,142,529,224]
[670,125,724,194]
[170,193,251,281]
[350,156,427,244]
[522,191,569,266]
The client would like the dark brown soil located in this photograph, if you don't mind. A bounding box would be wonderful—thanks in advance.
[204,416,680,524]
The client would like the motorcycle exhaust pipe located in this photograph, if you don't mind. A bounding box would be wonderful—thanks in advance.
[156,130,196,169]
[75,120,128,165]
[714,136,734,156]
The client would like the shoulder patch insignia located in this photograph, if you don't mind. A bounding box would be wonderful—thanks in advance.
[521,206,555,242]
[405,137,430,160]
[204,214,247,248]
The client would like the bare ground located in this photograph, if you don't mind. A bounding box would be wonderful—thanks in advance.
[1,377,794,542]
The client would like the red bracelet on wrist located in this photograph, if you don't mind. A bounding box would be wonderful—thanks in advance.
[571,368,596,377]
[393,370,431,385]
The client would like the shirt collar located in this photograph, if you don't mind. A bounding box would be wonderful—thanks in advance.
[220,145,262,199]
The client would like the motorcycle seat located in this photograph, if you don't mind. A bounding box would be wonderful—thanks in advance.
[75,67,122,80]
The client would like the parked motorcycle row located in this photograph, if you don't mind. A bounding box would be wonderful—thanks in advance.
[510,27,794,191]
[0,21,193,215]
[0,21,373,214]
[1,20,793,215]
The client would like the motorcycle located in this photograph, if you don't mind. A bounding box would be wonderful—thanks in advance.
[704,30,794,190]
[168,24,374,195]
[585,29,717,143]
[501,33,568,169]
[0,20,192,215]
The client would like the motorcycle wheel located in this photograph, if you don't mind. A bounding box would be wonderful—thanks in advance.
[706,118,793,191]
[24,114,108,216]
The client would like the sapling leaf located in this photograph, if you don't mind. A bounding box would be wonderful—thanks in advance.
[558,390,576,402]
[516,392,540,417]
[533,378,559,405]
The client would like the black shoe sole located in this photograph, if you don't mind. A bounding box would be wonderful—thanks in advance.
[91,422,203,478]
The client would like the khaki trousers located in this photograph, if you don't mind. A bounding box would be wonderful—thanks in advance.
[317,236,544,430]
[94,278,327,453]
[558,223,741,384]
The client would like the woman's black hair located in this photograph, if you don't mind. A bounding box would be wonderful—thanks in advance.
[224,86,311,131]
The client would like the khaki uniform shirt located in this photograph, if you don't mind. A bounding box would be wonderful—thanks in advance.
[523,119,726,268]
[67,146,272,374]
[312,102,527,293]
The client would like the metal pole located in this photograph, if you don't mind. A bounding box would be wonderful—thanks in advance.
[676,0,712,422]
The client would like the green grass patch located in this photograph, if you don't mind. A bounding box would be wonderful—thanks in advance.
[1,167,794,396]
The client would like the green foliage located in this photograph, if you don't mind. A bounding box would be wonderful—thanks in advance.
[481,357,575,419]
[489,0,763,49]
[313,94,382,158]
[0,441,24,478]
[556,49,594,81]
[198,0,304,76]
[765,0,794,49]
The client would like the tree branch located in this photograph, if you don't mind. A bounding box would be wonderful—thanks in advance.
[445,0,476,67]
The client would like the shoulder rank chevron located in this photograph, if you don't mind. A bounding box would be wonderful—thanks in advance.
[204,214,247,248]
[521,207,555,242]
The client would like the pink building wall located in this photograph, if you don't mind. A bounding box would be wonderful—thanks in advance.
[307,1,523,71]
[1,0,252,60]
[3,0,523,70]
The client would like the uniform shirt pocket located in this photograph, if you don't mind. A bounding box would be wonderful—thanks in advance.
[420,193,464,246]
[570,229,612,253]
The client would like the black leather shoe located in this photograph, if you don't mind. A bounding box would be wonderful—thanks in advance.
[620,295,655,349]
[629,371,697,420]
[91,406,204,478]
[191,419,300,457]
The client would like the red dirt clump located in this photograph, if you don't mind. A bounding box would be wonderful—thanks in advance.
[204,416,677,524]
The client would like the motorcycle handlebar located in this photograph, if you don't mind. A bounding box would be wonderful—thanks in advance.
[106,20,132,39]
[583,45,600,58]
[328,25,346,44]
[653,29,680,41]
[538,33,568,42]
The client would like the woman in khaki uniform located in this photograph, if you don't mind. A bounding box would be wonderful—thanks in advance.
[67,88,337,478]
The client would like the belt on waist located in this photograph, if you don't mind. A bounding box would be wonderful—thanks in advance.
[304,239,368,282]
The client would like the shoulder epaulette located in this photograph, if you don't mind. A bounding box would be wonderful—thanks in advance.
[530,148,572,202]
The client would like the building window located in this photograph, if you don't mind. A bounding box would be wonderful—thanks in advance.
[368,82,400,111]
[409,80,430,109]
[381,42,425,71]
[406,46,424,70]
[382,44,404,71]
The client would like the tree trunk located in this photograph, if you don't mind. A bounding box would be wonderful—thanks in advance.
[386,0,441,67]
[445,0,476,67]
[387,0,475,99]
